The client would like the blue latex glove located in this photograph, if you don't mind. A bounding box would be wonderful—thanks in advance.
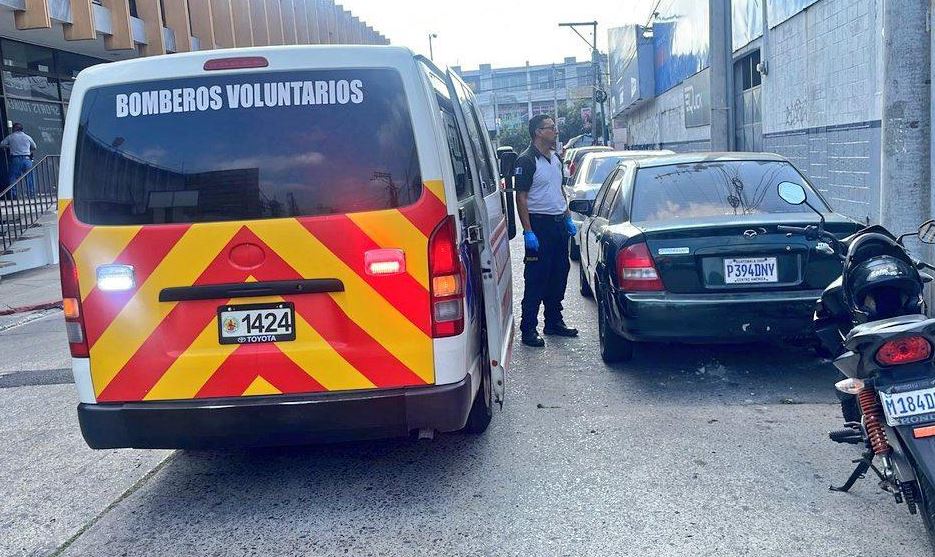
[565,215,577,236]
[523,230,539,251]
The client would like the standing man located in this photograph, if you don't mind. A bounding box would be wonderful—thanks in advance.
[0,123,37,198]
[514,114,578,347]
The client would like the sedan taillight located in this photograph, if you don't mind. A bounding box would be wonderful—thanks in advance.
[616,243,664,291]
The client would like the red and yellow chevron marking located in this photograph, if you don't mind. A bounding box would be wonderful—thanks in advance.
[58,181,448,402]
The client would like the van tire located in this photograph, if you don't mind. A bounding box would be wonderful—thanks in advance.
[463,345,493,434]
[579,263,593,298]
[598,288,633,363]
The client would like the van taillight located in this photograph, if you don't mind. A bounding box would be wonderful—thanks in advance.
[59,245,89,358]
[616,243,664,291]
[428,216,464,338]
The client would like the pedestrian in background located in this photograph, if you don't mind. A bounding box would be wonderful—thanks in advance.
[0,123,37,198]
[513,114,578,347]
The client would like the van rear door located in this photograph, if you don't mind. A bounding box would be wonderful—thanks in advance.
[60,66,444,403]
[446,71,513,403]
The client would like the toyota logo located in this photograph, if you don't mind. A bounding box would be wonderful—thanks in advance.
[743,229,759,239]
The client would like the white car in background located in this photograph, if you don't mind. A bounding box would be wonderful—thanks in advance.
[567,149,674,260]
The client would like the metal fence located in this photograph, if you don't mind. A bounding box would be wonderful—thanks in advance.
[0,155,60,253]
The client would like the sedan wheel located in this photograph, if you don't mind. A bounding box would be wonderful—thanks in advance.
[569,238,580,261]
[598,289,633,363]
[579,262,593,298]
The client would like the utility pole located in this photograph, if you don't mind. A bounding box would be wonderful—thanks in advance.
[708,0,732,151]
[881,0,930,238]
[552,63,560,153]
[559,21,600,145]
[428,33,437,61]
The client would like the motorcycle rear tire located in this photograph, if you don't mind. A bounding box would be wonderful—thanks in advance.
[917,471,935,551]
[836,389,861,424]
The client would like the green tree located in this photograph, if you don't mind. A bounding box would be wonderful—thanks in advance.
[559,99,591,146]
[493,99,592,151]
[495,121,529,152]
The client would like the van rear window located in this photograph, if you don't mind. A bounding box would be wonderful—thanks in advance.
[72,69,422,225]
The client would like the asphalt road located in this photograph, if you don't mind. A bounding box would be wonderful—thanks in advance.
[2,240,931,556]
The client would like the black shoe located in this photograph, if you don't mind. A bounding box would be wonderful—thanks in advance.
[543,323,579,337]
[521,330,545,347]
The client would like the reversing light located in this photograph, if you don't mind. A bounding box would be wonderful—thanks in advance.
[203,56,269,71]
[834,378,865,395]
[96,264,136,292]
[364,249,406,276]
[876,336,932,366]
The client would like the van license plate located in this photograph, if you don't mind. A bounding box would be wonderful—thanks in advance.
[218,302,296,345]
[880,386,935,426]
[724,257,778,284]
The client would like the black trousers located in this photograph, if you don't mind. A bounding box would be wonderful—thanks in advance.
[520,213,570,334]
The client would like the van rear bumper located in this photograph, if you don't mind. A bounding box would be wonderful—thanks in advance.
[77,376,473,449]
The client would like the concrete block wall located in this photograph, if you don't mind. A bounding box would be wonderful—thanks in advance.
[763,0,883,224]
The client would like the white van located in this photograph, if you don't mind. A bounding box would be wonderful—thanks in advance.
[56,45,515,448]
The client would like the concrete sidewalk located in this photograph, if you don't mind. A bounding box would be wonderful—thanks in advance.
[0,264,61,314]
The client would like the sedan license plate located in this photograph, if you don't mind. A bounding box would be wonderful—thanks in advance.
[218,302,296,345]
[880,386,935,426]
[724,257,778,284]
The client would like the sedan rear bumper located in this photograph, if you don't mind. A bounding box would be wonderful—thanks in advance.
[611,289,822,342]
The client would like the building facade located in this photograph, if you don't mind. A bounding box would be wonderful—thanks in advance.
[453,57,599,141]
[610,0,885,226]
[0,0,386,186]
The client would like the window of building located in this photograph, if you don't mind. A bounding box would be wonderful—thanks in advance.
[531,101,554,117]
[737,50,761,90]
[464,76,481,92]
[492,72,525,92]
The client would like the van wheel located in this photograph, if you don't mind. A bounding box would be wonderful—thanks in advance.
[569,238,580,261]
[463,352,493,434]
[598,290,633,363]
[579,263,593,298]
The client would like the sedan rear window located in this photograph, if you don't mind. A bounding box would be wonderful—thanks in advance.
[72,68,421,225]
[631,160,827,222]
[583,156,623,185]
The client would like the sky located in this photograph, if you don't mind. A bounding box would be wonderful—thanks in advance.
[337,0,657,70]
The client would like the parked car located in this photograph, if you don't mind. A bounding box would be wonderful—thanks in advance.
[569,152,862,363]
[563,133,594,151]
[567,150,674,261]
[565,145,613,178]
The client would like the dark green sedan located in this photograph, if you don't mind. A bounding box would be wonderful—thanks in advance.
[569,153,862,363]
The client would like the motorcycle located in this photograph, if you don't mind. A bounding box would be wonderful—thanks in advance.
[776,180,935,545]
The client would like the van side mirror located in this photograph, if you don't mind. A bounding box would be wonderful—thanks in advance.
[569,199,593,216]
[497,146,517,179]
[496,146,519,240]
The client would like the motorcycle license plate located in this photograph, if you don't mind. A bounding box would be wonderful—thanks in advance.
[218,302,296,345]
[880,386,935,426]
[724,257,778,284]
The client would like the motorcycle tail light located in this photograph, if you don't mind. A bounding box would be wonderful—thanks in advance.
[875,336,932,366]
[835,378,865,395]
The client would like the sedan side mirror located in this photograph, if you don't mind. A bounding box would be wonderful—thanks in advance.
[569,199,593,216]
[919,219,935,244]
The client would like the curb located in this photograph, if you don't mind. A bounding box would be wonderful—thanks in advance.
[0,300,63,316]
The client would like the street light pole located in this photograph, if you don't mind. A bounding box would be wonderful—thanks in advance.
[559,21,601,145]
[428,33,437,61]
